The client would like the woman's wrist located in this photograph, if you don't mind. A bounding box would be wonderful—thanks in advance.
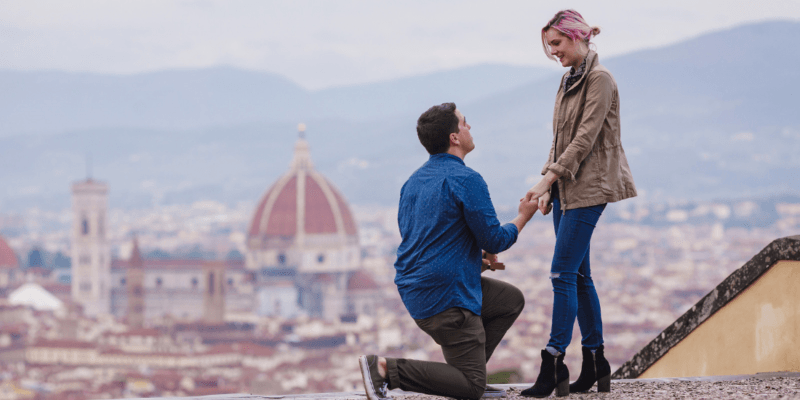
[544,171,559,186]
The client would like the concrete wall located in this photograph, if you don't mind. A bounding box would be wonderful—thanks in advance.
[641,260,800,378]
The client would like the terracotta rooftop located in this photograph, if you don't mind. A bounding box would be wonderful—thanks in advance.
[32,339,96,349]
[347,270,379,291]
[112,258,206,270]
[0,235,18,269]
[105,328,162,338]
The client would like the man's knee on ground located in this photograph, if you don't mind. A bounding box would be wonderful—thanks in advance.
[463,381,486,400]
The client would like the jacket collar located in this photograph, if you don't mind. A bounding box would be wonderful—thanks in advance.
[562,50,599,94]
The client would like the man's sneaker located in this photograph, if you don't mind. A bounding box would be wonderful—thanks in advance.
[359,355,389,400]
[483,385,507,398]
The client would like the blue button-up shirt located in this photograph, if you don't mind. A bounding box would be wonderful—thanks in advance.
[394,153,519,320]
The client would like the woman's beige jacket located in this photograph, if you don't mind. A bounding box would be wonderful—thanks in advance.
[542,50,637,211]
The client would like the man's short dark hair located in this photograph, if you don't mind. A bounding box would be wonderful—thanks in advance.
[416,102,459,155]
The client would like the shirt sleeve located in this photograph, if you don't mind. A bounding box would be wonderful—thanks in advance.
[457,173,519,254]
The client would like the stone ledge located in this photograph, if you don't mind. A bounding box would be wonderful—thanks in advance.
[612,235,800,379]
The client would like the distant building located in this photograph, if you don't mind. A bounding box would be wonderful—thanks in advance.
[246,125,378,320]
[110,257,250,322]
[85,125,381,323]
[203,261,226,323]
[70,179,111,316]
[126,238,145,328]
[614,235,800,378]
[8,283,65,314]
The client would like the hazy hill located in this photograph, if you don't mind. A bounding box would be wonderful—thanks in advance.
[0,64,552,136]
[1,21,798,212]
[0,68,308,135]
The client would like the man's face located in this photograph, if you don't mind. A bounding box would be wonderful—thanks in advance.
[453,109,475,154]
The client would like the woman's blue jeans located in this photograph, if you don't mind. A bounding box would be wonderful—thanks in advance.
[546,193,606,354]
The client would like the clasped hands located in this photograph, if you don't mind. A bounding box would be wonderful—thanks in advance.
[522,172,558,216]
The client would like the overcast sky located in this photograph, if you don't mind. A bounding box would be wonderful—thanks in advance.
[2,0,799,89]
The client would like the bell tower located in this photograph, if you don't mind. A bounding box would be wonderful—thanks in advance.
[71,179,111,317]
[203,261,226,324]
[126,237,145,328]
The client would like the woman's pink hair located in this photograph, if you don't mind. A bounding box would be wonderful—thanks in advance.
[541,10,601,61]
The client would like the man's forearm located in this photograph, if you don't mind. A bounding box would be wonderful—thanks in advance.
[511,214,533,235]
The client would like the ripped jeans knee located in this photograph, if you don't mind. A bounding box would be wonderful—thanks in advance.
[550,271,578,286]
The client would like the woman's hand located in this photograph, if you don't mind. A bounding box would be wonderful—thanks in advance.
[523,171,558,205]
[524,178,551,204]
[538,191,552,215]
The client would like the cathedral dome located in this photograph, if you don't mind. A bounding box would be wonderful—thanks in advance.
[0,235,18,269]
[247,126,359,272]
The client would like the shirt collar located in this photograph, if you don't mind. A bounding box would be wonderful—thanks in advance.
[569,57,587,76]
[429,152,465,165]
[563,56,588,92]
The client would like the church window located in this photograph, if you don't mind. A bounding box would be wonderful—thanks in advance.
[81,217,89,235]
[208,272,215,295]
[227,278,234,286]
[317,254,325,263]
[120,278,126,286]
[155,277,163,288]
[278,253,286,265]
[191,277,198,289]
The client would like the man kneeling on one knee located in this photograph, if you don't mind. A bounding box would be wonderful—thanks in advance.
[359,102,538,400]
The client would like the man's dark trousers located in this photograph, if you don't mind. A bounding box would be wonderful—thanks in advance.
[386,277,525,400]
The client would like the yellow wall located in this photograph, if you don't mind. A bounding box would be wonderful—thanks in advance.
[641,260,800,378]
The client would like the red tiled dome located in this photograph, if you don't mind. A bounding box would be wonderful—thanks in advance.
[248,135,358,249]
[0,235,18,269]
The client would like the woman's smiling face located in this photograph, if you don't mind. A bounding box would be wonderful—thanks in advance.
[545,28,583,69]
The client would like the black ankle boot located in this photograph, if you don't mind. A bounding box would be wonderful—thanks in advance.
[569,345,611,393]
[520,349,569,398]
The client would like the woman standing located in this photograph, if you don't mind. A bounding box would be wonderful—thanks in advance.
[520,10,637,398]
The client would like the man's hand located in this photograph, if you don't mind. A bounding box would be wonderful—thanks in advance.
[482,251,505,272]
[511,196,538,235]
[518,196,538,220]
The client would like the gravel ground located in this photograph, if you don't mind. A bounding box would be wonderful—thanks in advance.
[175,373,800,400]
[499,377,800,399]
[388,373,800,400]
